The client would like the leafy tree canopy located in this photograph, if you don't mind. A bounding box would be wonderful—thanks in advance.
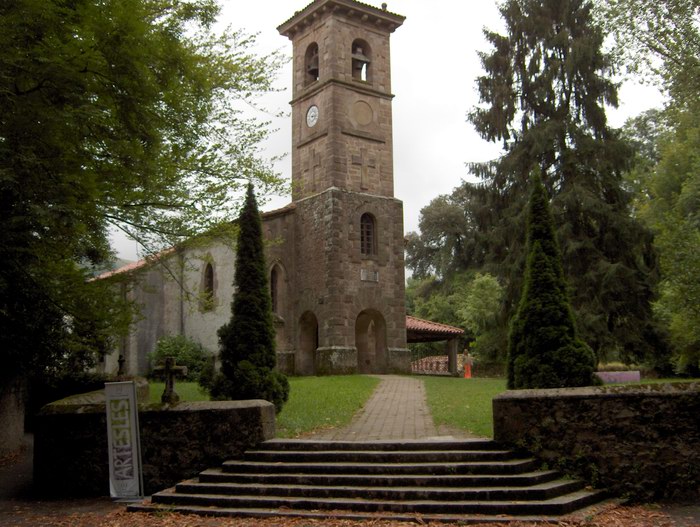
[406,271,504,364]
[598,0,700,106]
[607,0,700,373]
[0,0,285,383]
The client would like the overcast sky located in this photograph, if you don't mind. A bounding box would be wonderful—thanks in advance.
[114,0,663,261]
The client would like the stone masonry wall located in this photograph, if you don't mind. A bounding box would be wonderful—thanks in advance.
[34,398,275,497]
[0,377,25,456]
[493,382,700,501]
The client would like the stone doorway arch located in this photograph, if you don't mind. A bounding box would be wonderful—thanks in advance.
[297,311,319,375]
[355,310,387,374]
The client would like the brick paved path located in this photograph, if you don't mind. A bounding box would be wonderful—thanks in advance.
[309,375,446,441]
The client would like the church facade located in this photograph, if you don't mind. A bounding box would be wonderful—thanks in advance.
[103,0,411,377]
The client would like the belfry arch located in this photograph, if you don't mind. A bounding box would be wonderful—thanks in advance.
[355,309,387,374]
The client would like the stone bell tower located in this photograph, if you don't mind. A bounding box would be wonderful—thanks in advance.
[277,0,410,375]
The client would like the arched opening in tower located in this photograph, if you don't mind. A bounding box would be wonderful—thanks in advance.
[355,309,387,374]
[297,311,319,375]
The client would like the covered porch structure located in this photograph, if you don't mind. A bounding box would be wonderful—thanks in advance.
[406,315,464,377]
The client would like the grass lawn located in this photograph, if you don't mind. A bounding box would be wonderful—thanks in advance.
[275,375,380,438]
[148,381,209,404]
[422,377,507,438]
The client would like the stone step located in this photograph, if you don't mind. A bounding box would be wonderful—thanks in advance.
[130,439,607,521]
[128,503,564,524]
[222,458,540,475]
[259,438,501,451]
[148,488,607,516]
[174,478,584,501]
[244,449,515,464]
[199,467,562,487]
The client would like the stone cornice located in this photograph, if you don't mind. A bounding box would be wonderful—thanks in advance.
[278,0,405,39]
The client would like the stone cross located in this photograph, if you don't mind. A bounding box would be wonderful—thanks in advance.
[303,149,322,193]
[352,149,376,190]
[152,356,188,404]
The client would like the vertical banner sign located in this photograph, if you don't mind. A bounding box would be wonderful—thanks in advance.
[105,381,143,498]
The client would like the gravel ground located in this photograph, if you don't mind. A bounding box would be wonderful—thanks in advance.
[0,501,695,527]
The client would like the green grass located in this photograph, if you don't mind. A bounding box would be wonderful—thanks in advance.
[275,375,380,438]
[149,381,209,404]
[422,376,698,439]
[423,377,507,438]
[630,378,699,385]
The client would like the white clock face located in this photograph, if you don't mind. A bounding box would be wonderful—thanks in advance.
[306,105,319,127]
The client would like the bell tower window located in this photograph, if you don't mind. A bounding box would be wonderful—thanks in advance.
[305,43,319,85]
[352,39,371,82]
[360,213,377,256]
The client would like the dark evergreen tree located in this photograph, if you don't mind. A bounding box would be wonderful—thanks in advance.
[508,176,597,388]
[461,0,659,365]
[211,183,289,412]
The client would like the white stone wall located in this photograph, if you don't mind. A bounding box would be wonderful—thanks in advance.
[107,238,236,375]
[178,241,236,354]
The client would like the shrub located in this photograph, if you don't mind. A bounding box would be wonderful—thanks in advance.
[26,370,109,430]
[149,335,210,382]
[507,176,598,389]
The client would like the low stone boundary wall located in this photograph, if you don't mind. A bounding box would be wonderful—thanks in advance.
[595,370,641,383]
[411,355,465,376]
[34,397,275,497]
[411,355,450,375]
[493,382,700,501]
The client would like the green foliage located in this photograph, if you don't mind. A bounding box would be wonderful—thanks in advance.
[407,0,661,367]
[276,376,380,438]
[0,0,284,388]
[423,377,507,438]
[508,178,598,389]
[598,0,700,106]
[149,382,209,404]
[148,335,210,382]
[26,370,109,429]
[606,0,700,375]
[624,107,700,374]
[405,271,504,362]
[212,183,289,412]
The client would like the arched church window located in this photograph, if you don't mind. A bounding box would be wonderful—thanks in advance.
[360,213,377,256]
[305,42,320,85]
[352,39,371,82]
[201,262,215,311]
[270,265,279,314]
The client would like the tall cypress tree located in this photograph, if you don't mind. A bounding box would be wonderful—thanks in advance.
[212,182,289,412]
[508,176,597,388]
[463,0,659,365]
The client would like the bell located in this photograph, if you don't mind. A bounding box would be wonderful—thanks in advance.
[307,54,319,78]
[352,46,370,64]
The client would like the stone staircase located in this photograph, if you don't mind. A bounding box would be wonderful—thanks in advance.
[129,438,606,522]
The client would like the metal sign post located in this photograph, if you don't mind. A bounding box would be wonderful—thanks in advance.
[105,381,144,498]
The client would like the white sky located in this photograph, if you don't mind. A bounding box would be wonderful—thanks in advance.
[113,0,664,261]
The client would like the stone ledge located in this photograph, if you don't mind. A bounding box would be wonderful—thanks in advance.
[34,398,275,497]
[495,381,699,400]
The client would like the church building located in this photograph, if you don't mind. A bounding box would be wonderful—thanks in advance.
[102,1,433,377]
